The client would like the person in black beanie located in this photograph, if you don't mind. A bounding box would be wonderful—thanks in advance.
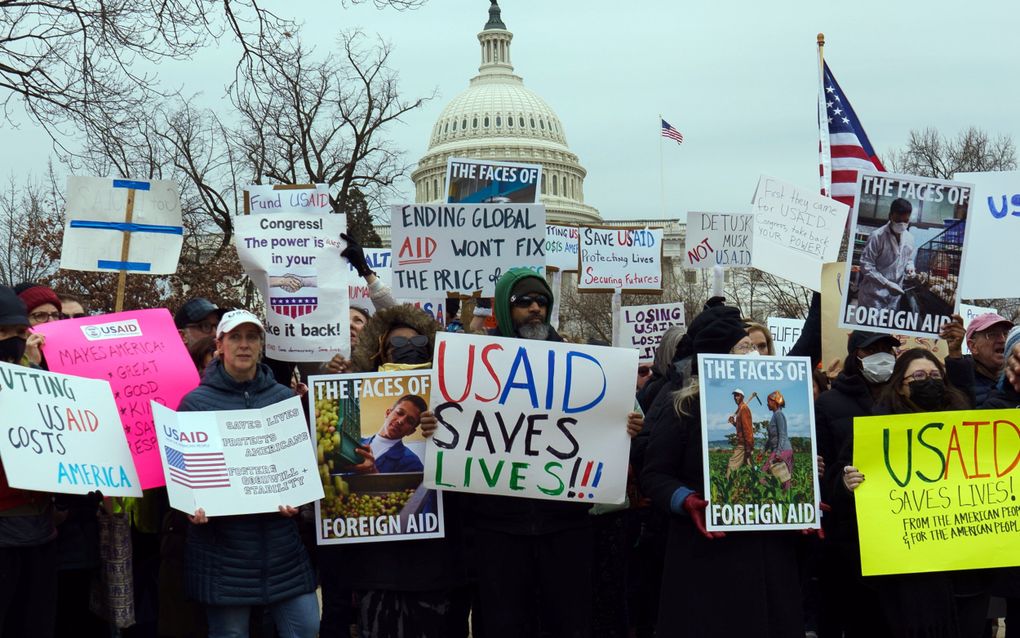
[640,302,807,638]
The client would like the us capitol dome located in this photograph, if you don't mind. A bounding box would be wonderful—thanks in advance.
[410,1,602,224]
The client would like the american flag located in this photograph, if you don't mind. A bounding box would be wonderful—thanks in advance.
[165,447,230,489]
[270,296,318,318]
[661,119,684,144]
[819,62,885,208]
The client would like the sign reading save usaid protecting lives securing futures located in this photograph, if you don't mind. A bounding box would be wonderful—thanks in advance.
[0,361,142,497]
[698,354,820,532]
[424,332,637,504]
[578,226,663,293]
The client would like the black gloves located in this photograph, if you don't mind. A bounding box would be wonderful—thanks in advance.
[341,233,374,278]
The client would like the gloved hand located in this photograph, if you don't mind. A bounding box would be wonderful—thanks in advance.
[682,493,725,540]
[341,232,373,278]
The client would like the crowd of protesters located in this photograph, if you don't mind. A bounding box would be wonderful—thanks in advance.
[2,234,1020,638]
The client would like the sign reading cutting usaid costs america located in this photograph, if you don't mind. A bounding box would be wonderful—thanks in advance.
[0,362,142,497]
[578,226,664,293]
[957,170,1020,299]
[424,332,637,504]
[233,212,350,361]
[698,354,820,532]
[545,225,579,272]
[308,370,444,545]
[390,203,546,298]
[684,212,753,269]
[750,176,849,291]
[152,396,323,517]
[839,171,973,339]
[36,309,200,489]
[616,302,686,364]
[62,176,183,274]
[445,157,541,204]
[245,184,331,214]
[853,409,1020,576]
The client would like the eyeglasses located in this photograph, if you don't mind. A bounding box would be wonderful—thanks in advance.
[388,335,429,348]
[906,370,943,383]
[976,328,1009,341]
[186,321,218,334]
[510,294,549,309]
[732,342,754,354]
[29,311,62,323]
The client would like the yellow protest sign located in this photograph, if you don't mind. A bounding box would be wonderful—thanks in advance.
[854,409,1020,576]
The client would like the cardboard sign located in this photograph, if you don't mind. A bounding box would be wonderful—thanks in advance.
[36,309,200,489]
[0,362,142,497]
[750,176,849,291]
[839,172,973,338]
[578,226,664,293]
[390,203,546,298]
[424,332,637,504]
[245,184,331,214]
[684,212,754,269]
[233,212,350,362]
[616,302,686,364]
[957,171,1020,299]
[545,225,579,272]
[698,354,820,532]
[308,370,444,545]
[854,409,1020,576]
[152,396,323,516]
[767,317,806,357]
[445,158,542,204]
[61,176,183,274]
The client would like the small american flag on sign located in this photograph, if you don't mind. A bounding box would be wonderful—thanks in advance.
[661,119,684,144]
[270,296,318,318]
[165,447,230,489]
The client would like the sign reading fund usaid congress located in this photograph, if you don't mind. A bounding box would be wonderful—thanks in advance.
[423,333,637,504]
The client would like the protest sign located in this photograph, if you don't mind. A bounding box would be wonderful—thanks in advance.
[839,171,972,338]
[234,212,350,362]
[308,370,444,544]
[578,226,664,293]
[684,212,753,269]
[424,332,636,504]
[152,396,322,516]
[960,303,1000,356]
[445,157,542,204]
[698,354,820,532]
[244,184,331,214]
[767,317,805,356]
[750,176,849,291]
[0,362,142,497]
[853,409,1020,576]
[61,176,183,275]
[957,171,1020,299]
[390,203,545,298]
[545,225,579,272]
[821,262,949,369]
[347,248,445,324]
[36,309,199,489]
[615,302,686,364]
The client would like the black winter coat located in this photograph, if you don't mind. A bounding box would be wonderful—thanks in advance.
[980,386,1020,598]
[179,360,316,606]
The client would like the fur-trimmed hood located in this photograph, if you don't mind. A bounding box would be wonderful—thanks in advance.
[350,304,440,373]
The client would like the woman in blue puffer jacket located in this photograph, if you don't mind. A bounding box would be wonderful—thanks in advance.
[180,310,318,638]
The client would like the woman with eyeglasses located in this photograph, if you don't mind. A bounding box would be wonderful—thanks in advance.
[837,348,990,637]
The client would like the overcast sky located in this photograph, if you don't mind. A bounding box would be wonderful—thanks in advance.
[3,0,1018,222]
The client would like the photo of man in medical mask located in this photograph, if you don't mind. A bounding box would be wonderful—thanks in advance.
[855,197,917,311]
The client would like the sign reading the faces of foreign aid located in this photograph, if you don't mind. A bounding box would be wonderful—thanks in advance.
[444,158,542,204]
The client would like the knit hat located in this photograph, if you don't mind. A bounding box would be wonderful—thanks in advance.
[493,268,553,338]
[16,284,61,314]
[691,305,748,355]
[0,286,29,326]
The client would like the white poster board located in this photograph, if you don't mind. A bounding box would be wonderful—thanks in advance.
[245,184,331,214]
[424,332,636,504]
[750,175,849,291]
[0,362,142,497]
[545,225,579,272]
[152,396,323,516]
[684,212,754,269]
[957,171,1020,299]
[233,212,350,362]
[390,203,545,298]
[616,302,686,364]
[348,248,444,323]
[61,176,183,274]
[578,226,664,293]
[960,303,1000,356]
[445,158,542,204]
[766,317,806,356]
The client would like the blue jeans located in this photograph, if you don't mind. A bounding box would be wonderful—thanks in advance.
[206,591,320,638]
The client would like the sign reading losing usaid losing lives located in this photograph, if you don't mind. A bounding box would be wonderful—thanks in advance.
[854,409,1020,576]
[36,309,200,489]
[0,362,142,497]
[390,203,546,298]
[684,212,754,269]
[152,396,323,516]
[616,302,686,364]
[578,226,664,293]
[545,225,579,272]
[424,332,637,504]
[445,158,542,204]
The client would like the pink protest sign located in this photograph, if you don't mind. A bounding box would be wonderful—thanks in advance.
[36,308,200,489]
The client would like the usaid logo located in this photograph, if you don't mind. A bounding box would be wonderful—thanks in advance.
[81,319,142,341]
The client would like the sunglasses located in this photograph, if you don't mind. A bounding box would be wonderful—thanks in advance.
[388,335,429,348]
[510,294,549,309]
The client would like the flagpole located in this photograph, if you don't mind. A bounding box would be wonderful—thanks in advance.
[817,33,832,198]
[658,113,665,220]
